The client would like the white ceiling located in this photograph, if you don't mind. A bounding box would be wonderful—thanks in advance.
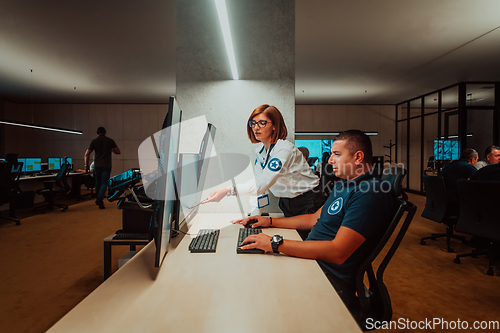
[1,0,500,105]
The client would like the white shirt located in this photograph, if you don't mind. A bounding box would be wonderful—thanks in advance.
[236,139,319,199]
[476,160,488,169]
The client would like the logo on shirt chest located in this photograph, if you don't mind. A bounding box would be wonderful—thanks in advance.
[268,158,282,172]
[328,197,343,215]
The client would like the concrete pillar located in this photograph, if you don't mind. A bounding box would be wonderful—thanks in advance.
[176,0,295,213]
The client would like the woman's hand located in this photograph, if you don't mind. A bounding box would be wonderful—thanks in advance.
[241,233,272,252]
[231,215,271,228]
[203,187,227,203]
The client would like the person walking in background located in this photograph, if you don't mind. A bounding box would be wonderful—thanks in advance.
[84,127,121,209]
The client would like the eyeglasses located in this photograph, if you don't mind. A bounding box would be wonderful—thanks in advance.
[249,120,272,128]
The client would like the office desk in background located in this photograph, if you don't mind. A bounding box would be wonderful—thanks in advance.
[47,213,361,333]
[18,172,90,203]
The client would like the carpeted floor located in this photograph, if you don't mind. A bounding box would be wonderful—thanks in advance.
[0,193,499,333]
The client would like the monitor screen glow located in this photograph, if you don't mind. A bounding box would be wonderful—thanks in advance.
[434,140,460,161]
[48,158,61,170]
[25,158,42,172]
[61,157,73,170]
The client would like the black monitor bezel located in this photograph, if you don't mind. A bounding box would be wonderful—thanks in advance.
[153,96,182,268]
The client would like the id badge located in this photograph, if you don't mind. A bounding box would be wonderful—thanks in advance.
[257,194,269,209]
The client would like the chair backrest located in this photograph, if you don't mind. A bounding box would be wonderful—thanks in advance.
[355,167,417,326]
[5,153,18,164]
[307,157,318,167]
[320,163,339,197]
[10,161,23,182]
[421,175,448,223]
[0,161,21,204]
[0,162,12,199]
[381,167,407,199]
[456,180,500,242]
[55,163,71,193]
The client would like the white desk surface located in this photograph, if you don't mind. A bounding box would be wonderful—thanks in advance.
[48,213,361,333]
[19,171,86,181]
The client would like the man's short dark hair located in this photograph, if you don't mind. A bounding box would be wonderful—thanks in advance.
[460,148,478,162]
[97,127,106,135]
[334,130,373,165]
[484,145,500,157]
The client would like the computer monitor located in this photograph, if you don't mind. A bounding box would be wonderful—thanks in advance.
[61,157,73,170]
[434,139,460,161]
[25,158,42,172]
[295,139,334,169]
[0,158,27,173]
[152,96,182,268]
[48,158,61,171]
[177,123,216,227]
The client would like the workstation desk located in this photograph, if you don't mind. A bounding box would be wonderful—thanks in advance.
[48,213,361,332]
[18,171,91,203]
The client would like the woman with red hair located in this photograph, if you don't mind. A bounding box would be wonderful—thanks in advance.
[205,105,322,227]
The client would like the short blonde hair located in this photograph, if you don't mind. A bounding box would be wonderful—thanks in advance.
[247,105,288,144]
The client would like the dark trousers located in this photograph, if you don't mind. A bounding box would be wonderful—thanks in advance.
[324,272,359,317]
[94,167,111,201]
[279,185,324,239]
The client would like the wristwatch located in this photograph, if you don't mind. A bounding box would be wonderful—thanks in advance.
[270,235,283,254]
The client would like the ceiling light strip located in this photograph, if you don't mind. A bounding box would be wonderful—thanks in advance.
[0,119,83,135]
[214,0,239,80]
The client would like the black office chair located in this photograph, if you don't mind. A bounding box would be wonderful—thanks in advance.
[453,180,500,276]
[0,161,23,225]
[420,175,467,252]
[35,163,71,212]
[354,167,417,330]
[320,161,340,199]
[82,174,95,197]
[307,157,318,168]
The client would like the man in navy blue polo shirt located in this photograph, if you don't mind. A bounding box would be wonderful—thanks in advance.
[235,130,394,311]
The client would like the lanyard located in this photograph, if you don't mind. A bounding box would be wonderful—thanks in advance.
[260,144,275,169]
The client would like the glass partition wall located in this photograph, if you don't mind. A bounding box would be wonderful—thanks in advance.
[395,82,500,193]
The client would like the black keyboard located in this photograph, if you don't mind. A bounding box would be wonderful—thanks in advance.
[237,228,265,254]
[113,232,149,240]
[189,229,220,253]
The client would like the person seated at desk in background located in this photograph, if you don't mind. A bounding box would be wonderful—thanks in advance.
[475,145,500,169]
[84,127,120,209]
[234,130,394,312]
[204,105,323,239]
[76,161,94,173]
[297,147,309,161]
[439,148,478,213]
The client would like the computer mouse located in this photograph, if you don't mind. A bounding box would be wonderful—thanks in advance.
[245,221,261,228]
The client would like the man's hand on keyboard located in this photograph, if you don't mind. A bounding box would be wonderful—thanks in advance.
[241,233,272,252]
[231,215,270,228]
